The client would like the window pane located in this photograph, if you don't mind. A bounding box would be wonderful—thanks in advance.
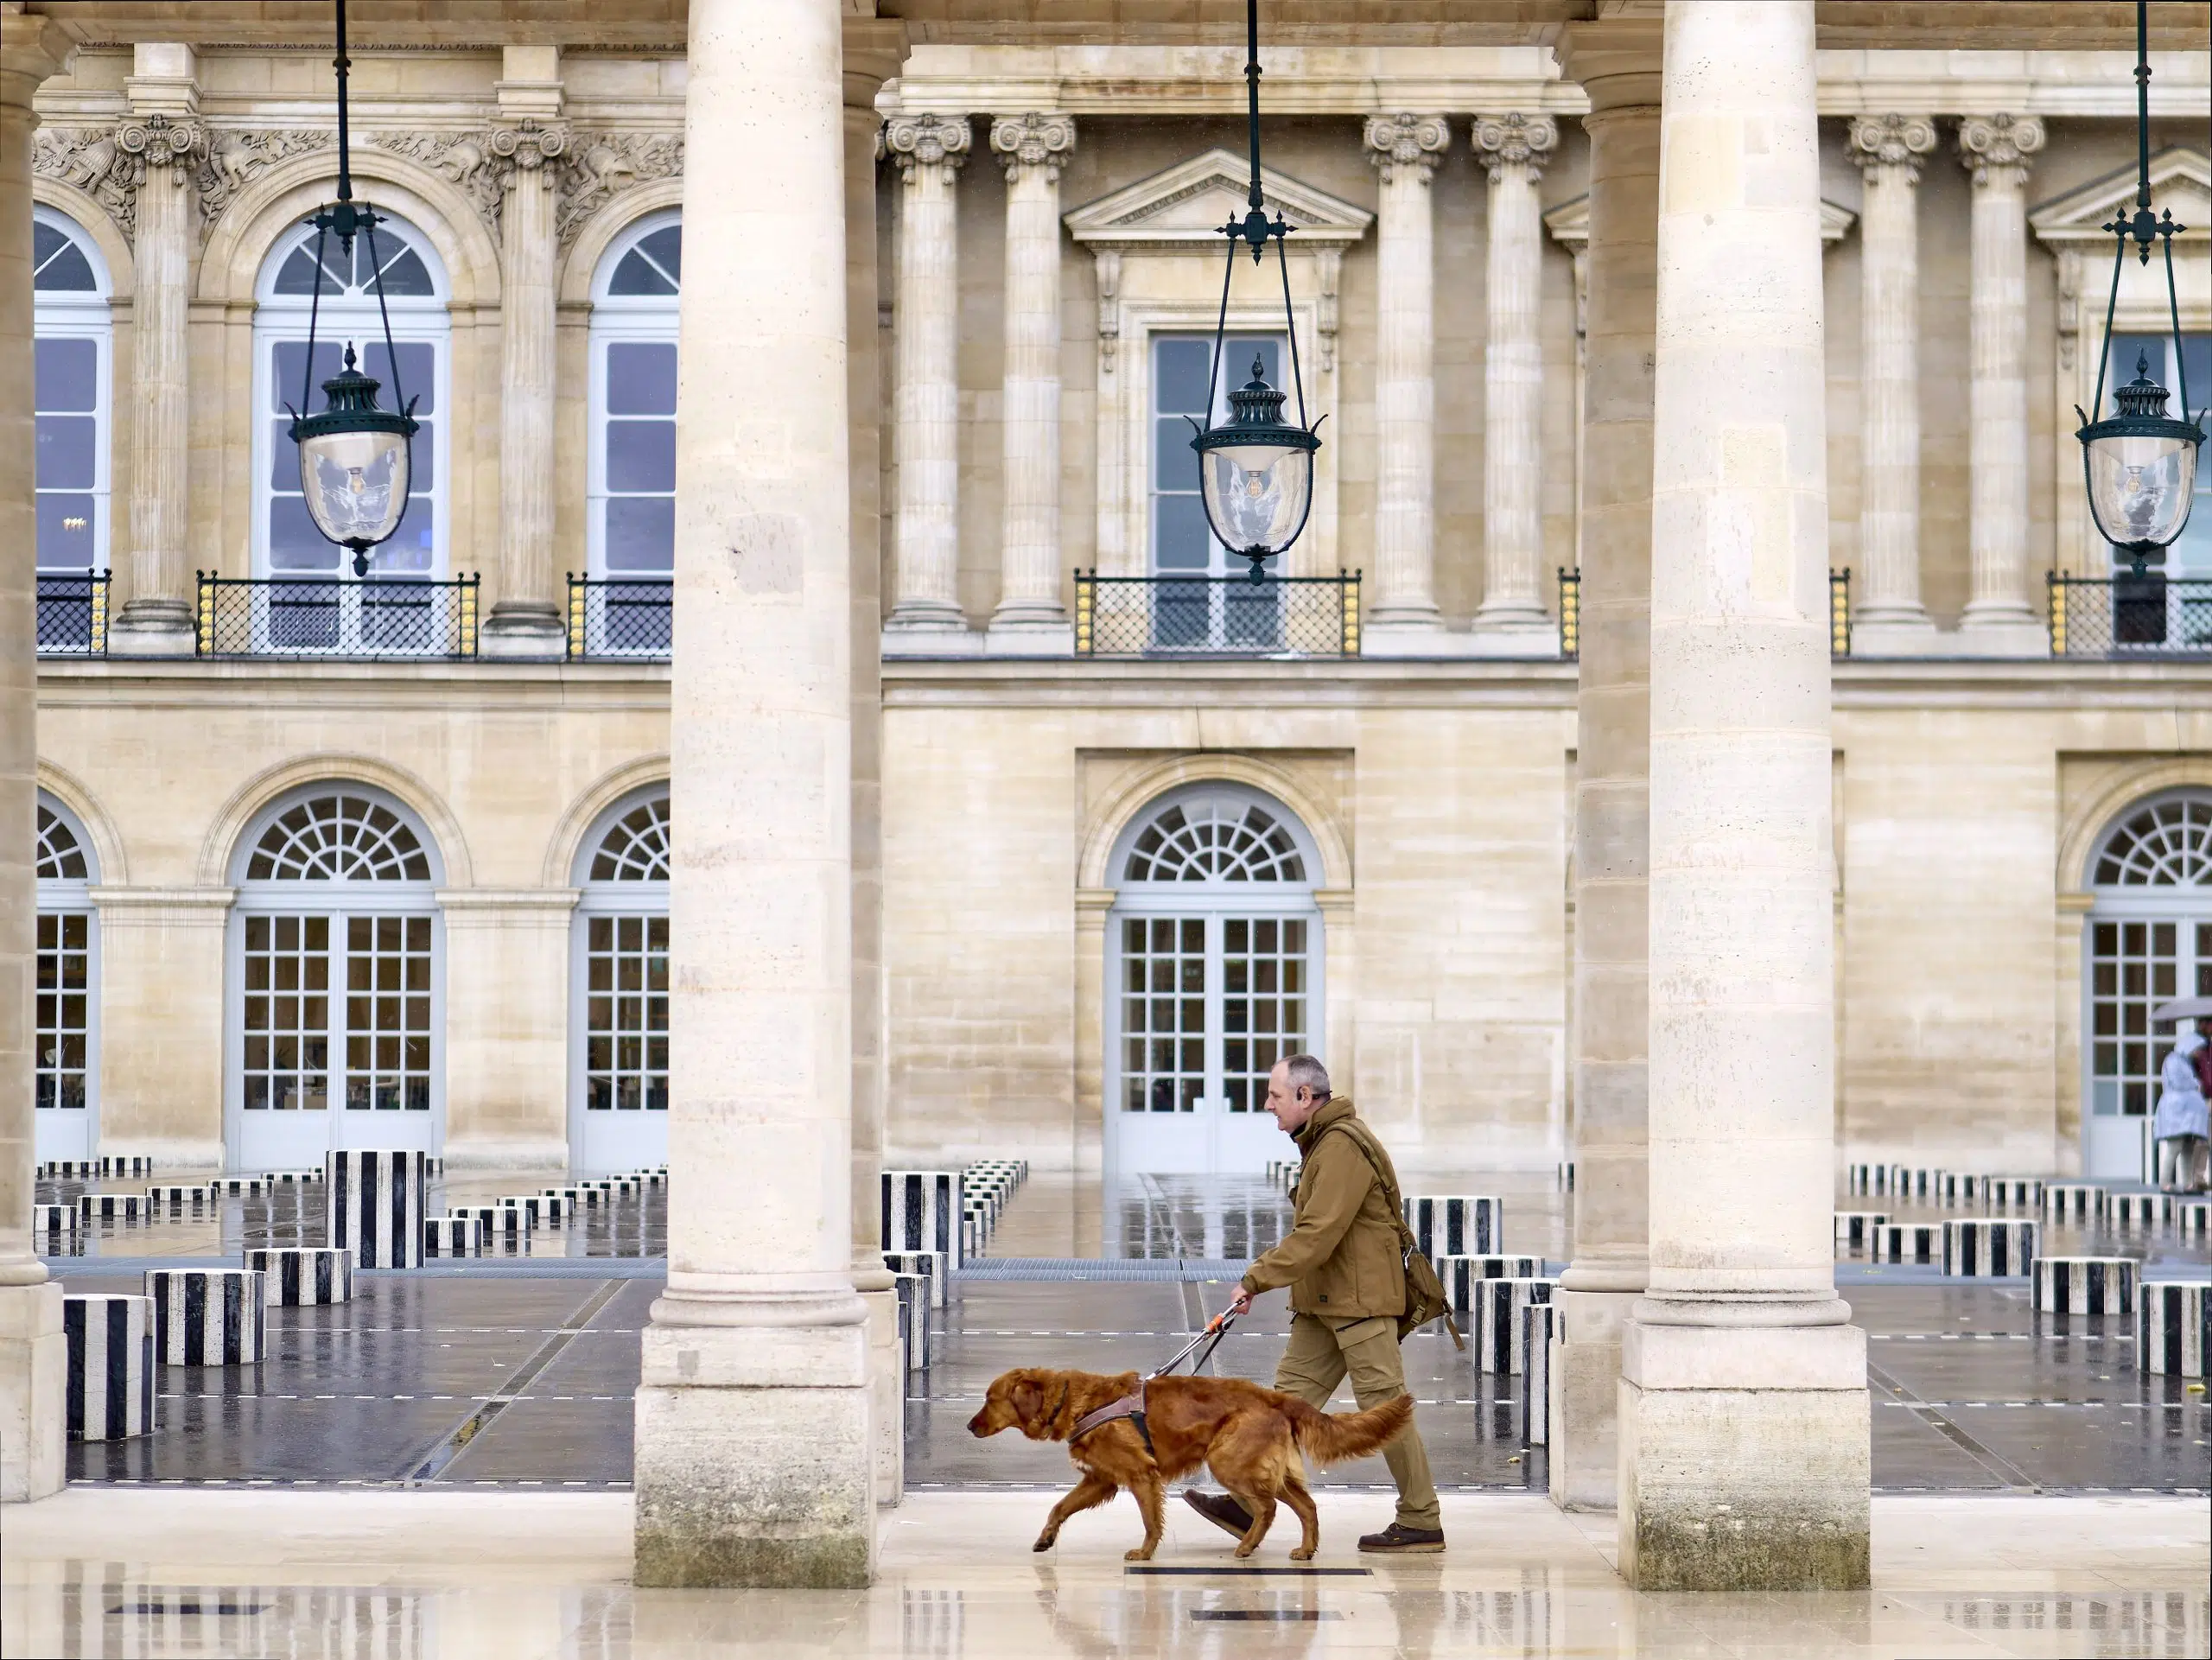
[607,343,678,416]
[1154,495,1211,570]
[1154,417,1199,493]
[269,495,341,572]
[607,419,676,493]
[361,340,435,417]
[272,341,346,415]
[608,249,677,297]
[35,338,96,413]
[639,226,682,281]
[606,498,675,572]
[35,414,96,490]
[1156,338,1212,415]
[33,222,98,292]
[36,496,97,569]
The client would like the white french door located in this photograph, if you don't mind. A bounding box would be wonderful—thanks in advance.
[1109,909,1319,1176]
[572,909,669,1173]
[33,908,96,1164]
[2083,907,2212,1180]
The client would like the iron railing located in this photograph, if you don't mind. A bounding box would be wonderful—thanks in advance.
[1073,571,1360,658]
[35,571,108,656]
[194,573,480,658]
[568,576,672,659]
[1560,568,1853,659]
[2050,570,2212,658]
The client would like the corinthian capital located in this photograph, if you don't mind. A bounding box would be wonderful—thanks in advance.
[1847,113,1936,181]
[1471,111,1558,182]
[1363,112,1450,185]
[1957,113,2045,187]
[116,112,207,187]
[883,113,972,175]
[491,118,572,178]
[990,112,1076,181]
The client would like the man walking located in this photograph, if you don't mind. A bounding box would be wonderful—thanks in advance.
[1183,1053,1445,1553]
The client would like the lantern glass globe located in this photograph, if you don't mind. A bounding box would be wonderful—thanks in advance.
[2085,429,2198,552]
[299,424,411,550]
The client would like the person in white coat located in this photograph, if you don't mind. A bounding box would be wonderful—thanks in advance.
[2152,1028,2210,1194]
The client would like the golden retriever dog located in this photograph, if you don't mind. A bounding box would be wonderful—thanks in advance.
[967,1366,1413,1561]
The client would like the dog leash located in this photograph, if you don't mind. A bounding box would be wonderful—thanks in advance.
[1068,1307,1239,1453]
[1150,1307,1238,1381]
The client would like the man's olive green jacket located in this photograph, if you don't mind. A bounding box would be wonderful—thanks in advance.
[1238,1097,1408,1320]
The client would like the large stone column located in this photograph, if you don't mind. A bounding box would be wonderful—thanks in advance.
[1956,113,2046,652]
[1622,0,1868,1591]
[1548,17,1661,1516]
[0,10,72,1505]
[1360,112,1449,646]
[481,50,569,657]
[109,46,205,657]
[844,17,906,1511]
[985,113,1075,653]
[1846,115,1938,651]
[634,0,872,1587]
[1470,111,1559,651]
[881,112,974,652]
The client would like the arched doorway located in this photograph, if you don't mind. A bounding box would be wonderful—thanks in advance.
[1105,783,1323,1175]
[34,795,99,1164]
[227,786,445,1170]
[2082,788,2212,1179]
[569,787,671,1173]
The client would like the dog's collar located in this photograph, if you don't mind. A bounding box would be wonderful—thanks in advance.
[1069,1383,1150,1451]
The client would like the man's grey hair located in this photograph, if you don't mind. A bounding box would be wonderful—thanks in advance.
[1281,1053,1331,1101]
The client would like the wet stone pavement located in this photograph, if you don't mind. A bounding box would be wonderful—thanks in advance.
[35,1170,2212,1497]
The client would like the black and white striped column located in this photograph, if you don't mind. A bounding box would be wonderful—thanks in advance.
[1886,1167,1943,1202]
[64,1294,154,1441]
[145,1269,264,1365]
[882,1171,964,1269]
[35,1203,79,1254]
[1845,1162,1883,1196]
[1833,1212,1888,1250]
[145,1184,216,1214]
[1521,1303,1554,1447]
[450,1204,531,1243]
[2134,1281,2209,1377]
[1403,1196,1503,1258]
[1936,1173,1986,1206]
[1868,1223,1942,1265]
[2043,1184,2105,1228]
[2179,1200,2210,1239]
[1434,1255,1544,1313]
[2030,1256,2137,1315]
[1943,1218,2037,1277]
[2107,1193,2171,1231]
[893,1272,932,1376]
[98,1155,152,1178]
[326,1150,429,1269]
[423,1216,482,1257]
[883,1250,948,1309]
[247,1247,355,1306]
[1469,1277,1554,1374]
[1983,1177,2044,1208]
[77,1193,148,1225]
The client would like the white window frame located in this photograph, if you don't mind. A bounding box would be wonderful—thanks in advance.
[225,785,447,1169]
[31,206,113,576]
[567,787,671,1173]
[1147,329,1291,582]
[586,210,681,582]
[34,792,100,1163]
[250,214,452,582]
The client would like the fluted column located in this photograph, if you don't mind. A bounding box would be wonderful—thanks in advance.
[481,94,570,656]
[1549,16,1661,1515]
[1957,114,2046,648]
[635,0,870,1587]
[1622,0,1867,1591]
[1361,113,1449,643]
[1846,115,1937,648]
[0,9,73,1504]
[986,112,1075,650]
[1471,112,1558,648]
[882,112,973,650]
[109,46,205,656]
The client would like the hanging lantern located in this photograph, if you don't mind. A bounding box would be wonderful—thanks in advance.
[2075,0,2206,572]
[285,0,420,578]
[1188,0,1324,583]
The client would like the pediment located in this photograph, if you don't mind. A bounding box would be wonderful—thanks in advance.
[2031,147,2209,244]
[1065,148,1372,254]
[1544,192,1856,247]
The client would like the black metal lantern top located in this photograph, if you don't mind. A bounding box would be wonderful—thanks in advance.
[2075,0,2205,569]
[287,0,420,577]
[1187,0,1324,582]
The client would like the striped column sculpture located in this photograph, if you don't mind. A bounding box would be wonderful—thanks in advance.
[1403,1196,1503,1257]
[893,1272,932,1376]
[145,1184,216,1215]
[423,1216,482,1257]
[2031,1256,2138,1315]
[2178,1200,2210,1239]
[99,1155,152,1178]
[2107,1193,2171,1231]
[1845,1163,1884,1196]
[327,1149,429,1269]
[247,1246,356,1306]
[1943,1218,2036,1277]
[146,1269,264,1364]
[883,1170,965,1269]
[1834,1212,1888,1250]
[1869,1223,1942,1265]
[1983,1177,2044,1208]
[64,1294,155,1441]
[1522,1302,1554,1446]
[1936,1173,1986,1206]
[35,1203,80,1254]
[78,1193,148,1225]
[2134,1282,2209,1377]
[1887,1167,1943,1202]
[883,1250,949,1310]
[1469,1277,1554,1374]
[1435,1255,1544,1312]
[2042,1184,2105,1228]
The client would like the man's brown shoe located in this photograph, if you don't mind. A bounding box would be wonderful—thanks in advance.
[1358,1523,1446,1554]
[1182,1490,1255,1539]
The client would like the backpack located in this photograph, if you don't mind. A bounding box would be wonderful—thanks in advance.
[1313,1120,1465,1350]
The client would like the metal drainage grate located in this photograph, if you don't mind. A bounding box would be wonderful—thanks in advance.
[958,1256,1252,1282]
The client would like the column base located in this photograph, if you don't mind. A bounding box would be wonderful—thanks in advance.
[109,598,196,658]
[0,1281,67,1504]
[633,1321,875,1587]
[1948,611,2050,658]
[1846,610,1940,657]
[1547,1285,1639,1512]
[1359,614,1449,657]
[1465,612,1564,657]
[880,618,982,657]
[982,617,1073,657]
[1618,1319,1870,1590]
[480,603,569,660]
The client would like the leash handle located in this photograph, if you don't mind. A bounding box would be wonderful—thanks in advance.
[1147,1307,1240,1380]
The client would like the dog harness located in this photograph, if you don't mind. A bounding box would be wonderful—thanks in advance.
[1069,1382,1154,1454]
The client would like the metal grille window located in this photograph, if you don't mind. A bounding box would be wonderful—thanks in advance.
[345,915,432,1111]
[36,912,91,1112]
[1223,917,1308,1112]
[1122,917,1207,1114]
[242,914,332,1113]
[585,914,668,1112]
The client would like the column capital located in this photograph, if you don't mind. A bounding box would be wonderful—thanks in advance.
[989,112,1076,181]
[115,111,209,188]
[1957,113,2044,186]
[1847,113,1936,181]
[883,112,971,175]
[490,118,573,183]
[1363,112,1449,186]
[1471,111,1558,182]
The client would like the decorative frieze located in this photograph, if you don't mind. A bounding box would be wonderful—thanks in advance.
[196,127,333,225]
[32,126,140,238]
[556,131,684,248]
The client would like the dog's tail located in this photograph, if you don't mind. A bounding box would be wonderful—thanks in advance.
[1285,1392,1414,1467]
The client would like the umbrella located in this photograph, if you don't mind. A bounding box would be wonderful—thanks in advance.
[2150,995,2212,1024]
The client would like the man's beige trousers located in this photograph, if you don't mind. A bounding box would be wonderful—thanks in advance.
[1272,1311,1441,1530]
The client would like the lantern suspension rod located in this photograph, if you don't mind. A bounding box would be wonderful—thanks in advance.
[1243,0,1264,219]
[333,0,353,206]
[2133,0,2151,217]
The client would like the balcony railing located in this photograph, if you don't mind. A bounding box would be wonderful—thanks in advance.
[568,576,672,660]
[36,571,109,656]
[1073,571,1361,658]
[2050,570,2212,658]
[1560,568,1853,660]
[194,574,480,658]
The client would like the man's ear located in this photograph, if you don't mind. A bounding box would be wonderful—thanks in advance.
[1011,1374,1046,1423]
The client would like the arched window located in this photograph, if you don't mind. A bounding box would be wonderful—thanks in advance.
[34,795,99,1164]
[1107,784,1324,1177]
[32,207,111,577]
[588,213,680,582]
[252,214,448,579]
[570,788,670,1172]
[229,787,444,1168]
[2082,788,2212,1180]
